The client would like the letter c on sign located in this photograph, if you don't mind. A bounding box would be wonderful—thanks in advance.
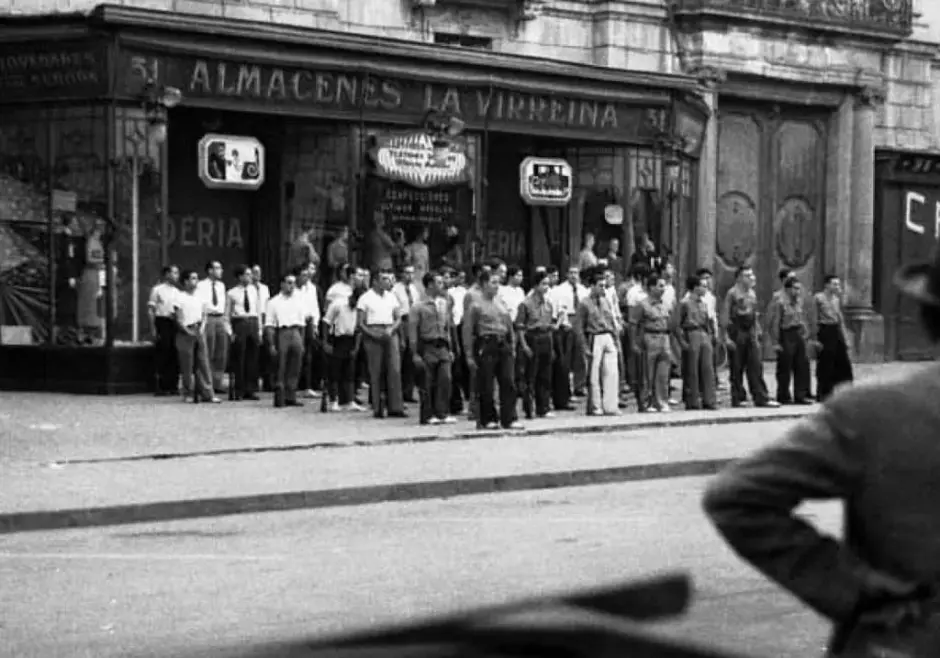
[906,191,926,235]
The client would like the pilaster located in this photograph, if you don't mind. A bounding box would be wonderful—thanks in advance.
[689,65,725,272]
[845,84,886,362]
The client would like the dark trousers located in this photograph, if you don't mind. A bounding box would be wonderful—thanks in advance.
[230,317,260,398]
[363,333,404,416]
[417,344,453,423]
[683,329,716,409]
[776,327,811,403]
[628,332,649,411]
[328,335,357,406]
[259,331,274,392]
[274,327,304,406]
[476,336,516,429]
[521,331,553,418]
[551,327,573,409]
[299,323,322,392]
[449,328,468,415]
[176,329,213,401]
[816,324,854,401]
[154,316,179,393]
[729,323,769,406]
[400,320,416,401]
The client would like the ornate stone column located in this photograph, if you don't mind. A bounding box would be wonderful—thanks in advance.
[690,65,725,271]
[846,85,886,362]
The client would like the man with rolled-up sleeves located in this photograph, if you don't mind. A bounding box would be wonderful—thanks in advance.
[195,261,230,392]
[265,272,310,408]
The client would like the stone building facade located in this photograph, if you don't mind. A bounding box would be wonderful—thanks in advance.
[0,0,935,393]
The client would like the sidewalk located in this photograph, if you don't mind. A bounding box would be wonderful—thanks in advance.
[0,361,924,466]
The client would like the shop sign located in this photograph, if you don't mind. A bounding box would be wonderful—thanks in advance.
[378,183,458,225]
[519,157,573,207]
[0,43,107,101]
[370,132,471,189]
[197,134,266,191]
[119,53,668,142]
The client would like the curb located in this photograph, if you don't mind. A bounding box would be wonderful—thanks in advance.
[0,458,732,535]
[51,410,809,466]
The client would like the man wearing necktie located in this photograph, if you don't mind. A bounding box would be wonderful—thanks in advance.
[196,260,231,392]
[393,265,421,404]
[227,264,261,401]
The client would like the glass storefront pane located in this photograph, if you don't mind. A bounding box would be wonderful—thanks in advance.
[112,107,164,345]
[48,105,109,347]
[0,109,51,345]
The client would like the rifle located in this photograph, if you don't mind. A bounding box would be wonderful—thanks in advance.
[300,573,753,658]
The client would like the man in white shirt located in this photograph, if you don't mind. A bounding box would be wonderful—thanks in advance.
[195,260,230,392]
[551,266,590,399]
[227,264,261,401]
[265,271,312,408]
[624,265,650,408]
[174,269,220,403]
[149,264,180,396]
[357,269,406,418]
[295,262,323,399]
[497,266,526,324]
[251,264,272,391]
[393,264,422,403]
[325,263,355,308]
[444,267,468,415]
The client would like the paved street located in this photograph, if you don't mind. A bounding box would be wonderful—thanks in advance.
[0,361,925,465]
[0,476,839,658]
[2,421,795,523]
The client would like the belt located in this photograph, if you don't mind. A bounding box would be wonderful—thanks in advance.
[526,328,553,335]
[365,323,393,328]
[231,315,259,321]
[277,325,304,330]
[207,313,224,318]
[782,325,803,331]
[644,329,669,334]
[684,326,709,332]
[424,339,450,348]
[478,334,508,341]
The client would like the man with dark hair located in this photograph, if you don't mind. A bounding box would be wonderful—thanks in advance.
[149,264,180,396]
[516,268,557,419]
[579,265,620,415]
[357,268,406,418]
[767,276,812,405]
[678,274,716,410]
[811,274,854,401]
[265,271,310,408]
[175,269,220,404]
[702,249,940,658]
[226,264,261,401]
[464,270,521,430]
[196,260,230,393]
[624,264,651,410]
[461,263,491,421]
[410,271,456,425]
[631,271,674,412]
[722,265,778,408]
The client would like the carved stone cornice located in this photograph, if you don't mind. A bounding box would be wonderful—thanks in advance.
[855,86,886,108]
[689,65,726,91]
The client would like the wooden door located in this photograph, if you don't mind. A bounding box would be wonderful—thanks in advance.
[716,105,828,319]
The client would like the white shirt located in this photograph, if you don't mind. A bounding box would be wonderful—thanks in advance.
[264,293,311,328]
[393,281,422,315]
[196,278,227,315]
[254,281,271,317]
[297,282,321,326]
[226,284,260,319]
[662,284,677,314]
[148,282,179,318]
[357,288,399,325]
[325,281,354,308]
[497,285,526,323]
[449,285,467,326]
[550,281,590,316]
[625,283,648,307]
[174,291,207,327]
[604,286,623,331]
[325,299,358,336]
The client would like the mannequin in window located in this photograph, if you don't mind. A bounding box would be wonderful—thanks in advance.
[77,218,106,344]
[405,225,431,299]
[54,213,83,342]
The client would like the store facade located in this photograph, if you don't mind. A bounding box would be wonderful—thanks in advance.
[0,5,708,393]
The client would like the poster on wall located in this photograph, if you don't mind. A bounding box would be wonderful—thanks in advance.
[370,132,472,189]
[198,133,265,191]
[519,157,573,207]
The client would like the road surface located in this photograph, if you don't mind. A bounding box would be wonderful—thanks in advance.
[0,477,840,658]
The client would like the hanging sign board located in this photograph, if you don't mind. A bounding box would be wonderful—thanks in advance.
[198,133,265,191]
[371,132,471,189]
[519,157,573,207]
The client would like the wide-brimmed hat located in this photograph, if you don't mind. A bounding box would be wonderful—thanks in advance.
[895,247,940,307]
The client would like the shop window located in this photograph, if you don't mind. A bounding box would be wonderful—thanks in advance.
[0,106,109,347]
[281,122,351,287]
[433,33,493,49]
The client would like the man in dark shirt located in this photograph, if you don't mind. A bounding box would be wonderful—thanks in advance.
[703,249,940,657]
[516,268,557,420]
[464,270,521,431]
[768,277,812,405]
[678,274,716,410]
[812,274,854,401]
[410,271,457,426]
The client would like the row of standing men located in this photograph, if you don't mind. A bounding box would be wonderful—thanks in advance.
[147,258,856,423]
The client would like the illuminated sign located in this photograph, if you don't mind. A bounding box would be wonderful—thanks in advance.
[519,157,573,207]
[371,132,471,189]
[198,133,265,191]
